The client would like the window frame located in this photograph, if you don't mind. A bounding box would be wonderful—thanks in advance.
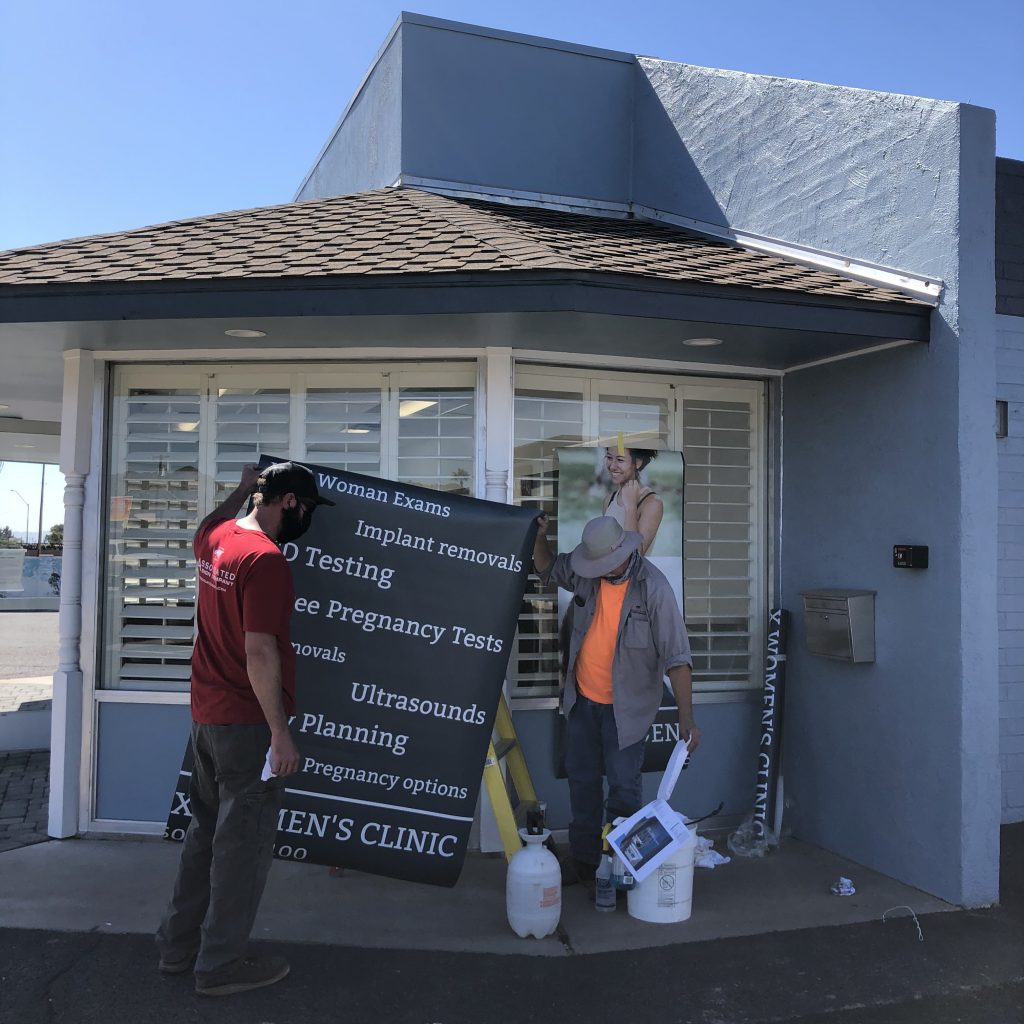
[508,363,766,709]
[99,361,479,696]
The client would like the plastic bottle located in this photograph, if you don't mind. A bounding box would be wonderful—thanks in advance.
[594,854,615,911]
[506,827,562,938]
[609,816,636,891]
[595,825,616,913]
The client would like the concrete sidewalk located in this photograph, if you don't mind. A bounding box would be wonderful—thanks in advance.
[0,828,1020,1024]
[0,831,957,956]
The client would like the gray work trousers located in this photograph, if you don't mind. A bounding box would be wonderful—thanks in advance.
[565,694,646,867]
[156,722,283,974]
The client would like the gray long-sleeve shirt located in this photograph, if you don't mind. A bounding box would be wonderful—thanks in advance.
[540,553,692,748]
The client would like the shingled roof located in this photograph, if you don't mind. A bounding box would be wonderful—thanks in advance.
[0,186,921,305]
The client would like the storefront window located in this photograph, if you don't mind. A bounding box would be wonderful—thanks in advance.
[102,364,476,692]
[510,368,764,704]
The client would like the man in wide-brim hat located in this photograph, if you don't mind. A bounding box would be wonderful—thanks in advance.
[533,514,700,890]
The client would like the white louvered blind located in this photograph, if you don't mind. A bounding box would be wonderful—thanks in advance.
[214,388,290,504]
[513,387,586,690]
[396,388,476,494]
[104,385,202,690]
[304,388,382,474]
[103,364,477,691]
[681,398,756,686]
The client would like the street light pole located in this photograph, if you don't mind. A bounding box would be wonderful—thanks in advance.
[10,490,29,546]
[37,465,45,554]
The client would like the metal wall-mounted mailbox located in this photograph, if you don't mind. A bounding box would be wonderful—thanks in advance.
[800,589,876,663]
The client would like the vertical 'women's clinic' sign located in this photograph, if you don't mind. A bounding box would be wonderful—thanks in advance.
[167,458,538,887]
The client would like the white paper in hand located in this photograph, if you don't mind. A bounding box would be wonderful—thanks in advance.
[657,739,690,802]
[260,747,276,782]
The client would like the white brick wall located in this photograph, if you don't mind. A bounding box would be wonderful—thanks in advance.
[998,314,1024,822]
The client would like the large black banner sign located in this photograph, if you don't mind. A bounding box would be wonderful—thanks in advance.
[166,458,538,887]
[751,608,788,840]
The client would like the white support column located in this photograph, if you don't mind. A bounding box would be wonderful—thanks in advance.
[483,347,513,503]
[479,347,515,853]
[49,351,94,838]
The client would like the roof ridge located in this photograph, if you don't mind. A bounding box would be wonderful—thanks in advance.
[397,188,577,271]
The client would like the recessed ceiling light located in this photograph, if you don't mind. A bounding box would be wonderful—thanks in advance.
[224,329,267,338]
[14,443,35,448]
[398,400,437,418]
[683,337,724,348]
[0,404,9,410]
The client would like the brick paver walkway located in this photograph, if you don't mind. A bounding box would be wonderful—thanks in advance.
[0,678,52,713]
[0,750,50,853]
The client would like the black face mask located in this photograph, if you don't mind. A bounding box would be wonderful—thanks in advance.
[277,503,312,545]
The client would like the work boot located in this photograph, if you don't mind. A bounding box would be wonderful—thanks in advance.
[560,855,597,897]
[157,947,198,974]
[195,954,290,997]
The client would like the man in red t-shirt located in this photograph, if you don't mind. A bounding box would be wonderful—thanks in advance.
[156,461,333,997]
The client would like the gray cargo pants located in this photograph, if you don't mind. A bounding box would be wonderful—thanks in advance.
[156,722,283,974]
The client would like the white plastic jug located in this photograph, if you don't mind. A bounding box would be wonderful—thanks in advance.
[626,815,696,924]
[506,827,561,938]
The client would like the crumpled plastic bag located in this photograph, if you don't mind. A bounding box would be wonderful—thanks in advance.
[726,813,778,859]
[694,834,730,869]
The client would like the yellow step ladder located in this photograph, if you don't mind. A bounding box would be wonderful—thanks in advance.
[482,692,542,861]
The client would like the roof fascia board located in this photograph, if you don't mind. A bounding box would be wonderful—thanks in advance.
[0,272,929,342]
[397,12,635,63]
[399,176,943,305]
[293,14,405,201]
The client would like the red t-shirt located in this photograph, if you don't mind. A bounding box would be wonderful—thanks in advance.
[190,518,296,725]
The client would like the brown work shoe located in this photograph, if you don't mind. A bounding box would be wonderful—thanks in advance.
[195,954,290,997]
[157,947,198,974]
[560,855,596,887]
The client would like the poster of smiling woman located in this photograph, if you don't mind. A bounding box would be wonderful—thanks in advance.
[554,442,686,771]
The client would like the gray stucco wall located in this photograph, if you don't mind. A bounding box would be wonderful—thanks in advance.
[634,60,961,273]
[401,22,634,202]
[298,16,635,205]
[295,29,403,202]
[759,103,996,904]
[997,313,1024,823]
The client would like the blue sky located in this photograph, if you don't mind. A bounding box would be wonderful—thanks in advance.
[0,462,63,544]
[0,1,1019,533]
[1,0,1021,254]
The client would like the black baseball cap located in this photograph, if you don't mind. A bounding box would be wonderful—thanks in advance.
[255,462,335,507]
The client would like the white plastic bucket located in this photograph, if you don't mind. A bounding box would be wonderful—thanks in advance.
[626,817,695,924]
